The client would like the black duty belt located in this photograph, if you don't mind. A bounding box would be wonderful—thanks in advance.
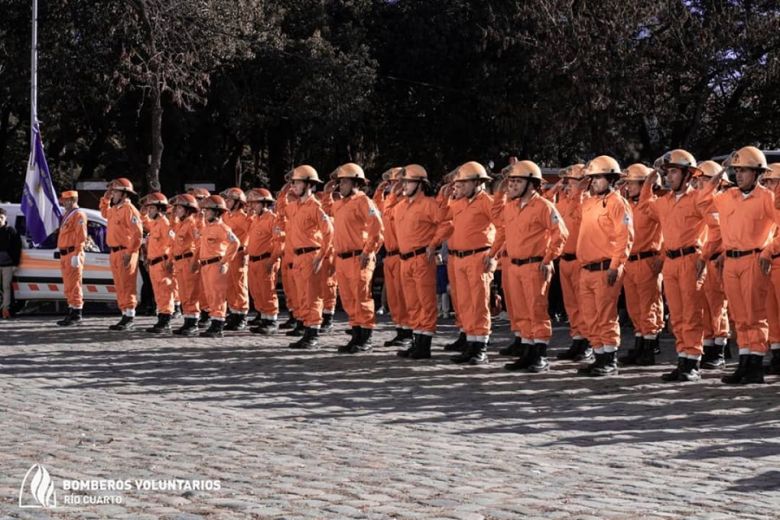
[628,251,659,262]
[450,246,490,258]
[560,253,577,262]
[199,256,222,266]
[726,248,762,258]
[399,247,427,261]
[665,246,698,259]
[511,256,543,266]
[174,251,194,261]
[385,249,399,257]
[58,246,76,255]
[294,246,320,255]
[337,250,363,260]
[709,252,721,262]
[109,245,126,253]
[249,252,272,262]
[773,253,780,260]
[582,259,611,271]
[149,255,169,266]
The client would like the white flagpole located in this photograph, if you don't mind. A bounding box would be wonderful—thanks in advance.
[31,0,38,151]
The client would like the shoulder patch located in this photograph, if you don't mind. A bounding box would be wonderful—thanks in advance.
[623,212,632,226]
[551,210,561,225]
[228,231,238,243]
[130,215,140,225]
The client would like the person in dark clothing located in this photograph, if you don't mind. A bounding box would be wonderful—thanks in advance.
[0,208,23,318]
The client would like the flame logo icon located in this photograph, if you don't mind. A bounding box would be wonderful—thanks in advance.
[19,463,57,508]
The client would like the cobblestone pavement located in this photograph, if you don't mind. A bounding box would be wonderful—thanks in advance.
[0,314,778,519]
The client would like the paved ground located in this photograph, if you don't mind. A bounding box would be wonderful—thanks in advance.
[0,313,778,519]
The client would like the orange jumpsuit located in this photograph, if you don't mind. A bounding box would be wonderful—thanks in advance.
[436,188,461,331]
[172,215,200,319]
[624,196,664,337]
[57,208,88,309]
[432,190,496,340]
[277,189,299,319]
[194,213,210,314]
[100,197,143,314]
[284,195,334,328]
[223,209,251,315]
[492,192,568,343]
[576,190,634,350]
[700,206,730,347]
[639,184,708,357]
[556,191,585,340]
[704,185,777,354]
[375,190,409,330]
[247,210,283,319]
[316,192,338,315]
[197,219,239,320]
[393,194,444,334]
[166,207,181,306]
[143,215,175,314]
[767,227,780,353]
[330,191,384,328]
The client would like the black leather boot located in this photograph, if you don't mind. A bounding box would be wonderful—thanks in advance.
[384,327,407,347]
[224,312,247,331]
[637,337,657,366]
[409,334,432,359]
[286,320,305,337]
[504,343,535,371]
[109,315,134,331]
[57,308,83,327]
[339,326,361,353]
[172,303,182,319]
[575,339,594,362]
[444,332,468,352]
[556,338,584,360]
[701,344,725,369]
[577,352,604,375]
[351,327,373,353]
[589,351,618,377]
[529,343,550,373]
[248,313,264,326]
[199,318,224,338]
[250,319,278,335]
[661,357,685,381]
[174,317,198,336]
[679,357,701,382]
[290,327,320,350]
[618,336,643,366]
[146,313,172,333]
[738,354,766,384]
[722,354,750,384]
[768,350,780,375]
[500,336,526,357]
[468,342,489,365]
[397,333,418,358]
[279,314,297,329]
[197,310,211,328]
[320,312,334,334]
[451,341,476,364]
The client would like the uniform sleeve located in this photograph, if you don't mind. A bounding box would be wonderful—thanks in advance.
[362,197,385,256]
[489,205,506,258]
[127,208,143,252]
[223,225,239,263]
[543,203,569,264]
[99,197,110,219]
[315,205,334,260]
[638,182,660,222]
[75,211,88,249]
[760,191,779,260]
[609,198,634,270]
[429,204,454,249]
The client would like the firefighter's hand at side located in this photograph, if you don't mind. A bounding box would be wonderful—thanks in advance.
[219,262,228,274]
[312,255,323,274]
[122,253,131,268]
[71,255,80,268]
[425,245,436,263]
[606,267,620,286]
[760,257,772,276]
[359,252,372,269]
[483,255,496,273]
[695,257,706,280]
[540,261,554,280]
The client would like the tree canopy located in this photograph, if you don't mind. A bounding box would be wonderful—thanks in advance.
[1,0,778,198]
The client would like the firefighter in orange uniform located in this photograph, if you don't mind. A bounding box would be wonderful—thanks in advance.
[246,188,283,335]
[140,193,175,333]
[617,164,664,366]
[194,195,240,337]
[283,165,334,350]
[327,163,384,353]
[552,164,592,361]
[693,161,732,368]
[170,194,202,336]
[490,161,568,371]
[56,190,87,326]
[429,161,497,365]
[700,146,777,384]
[640,150,710,381]
[760,163,780,375]
[221,188,251,330]
[187,187,212,327]
[276,180,304,334]
[394,165,444,360]
[100,178,143,331]
[373,168,413,348]
[574,156,634,377]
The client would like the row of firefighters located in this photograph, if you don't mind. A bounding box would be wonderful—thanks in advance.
[53,145,780,386]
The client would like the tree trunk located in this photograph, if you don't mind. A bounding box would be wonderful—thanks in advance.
[146,87,163,192]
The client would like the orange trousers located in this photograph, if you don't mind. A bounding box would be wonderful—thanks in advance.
[197,275,210,312]
[60,252,84,308]
[578,267,623,348]
[723,254,770,353]
[200,262,229,319]
[174,256,200,317]
[149,261,175,314]
[383,254,409,328]
[320,255,337,313]
[767,259,780,345]
[623,255,664,336]
[110,250,139,312]
[293,250,324,327]
[281,254,298,317]
[249,257,280,317]
[450,253,492,337]
[559,257,584,338]
[335,256,376,328]
[227,252,249,313]
[447,259,461,329]
[500,255,517,335]
[702,258,730,341]
[172,276,180,304]
[505,261,551,341]
[399,254,437,333]
[662,254,705,356]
